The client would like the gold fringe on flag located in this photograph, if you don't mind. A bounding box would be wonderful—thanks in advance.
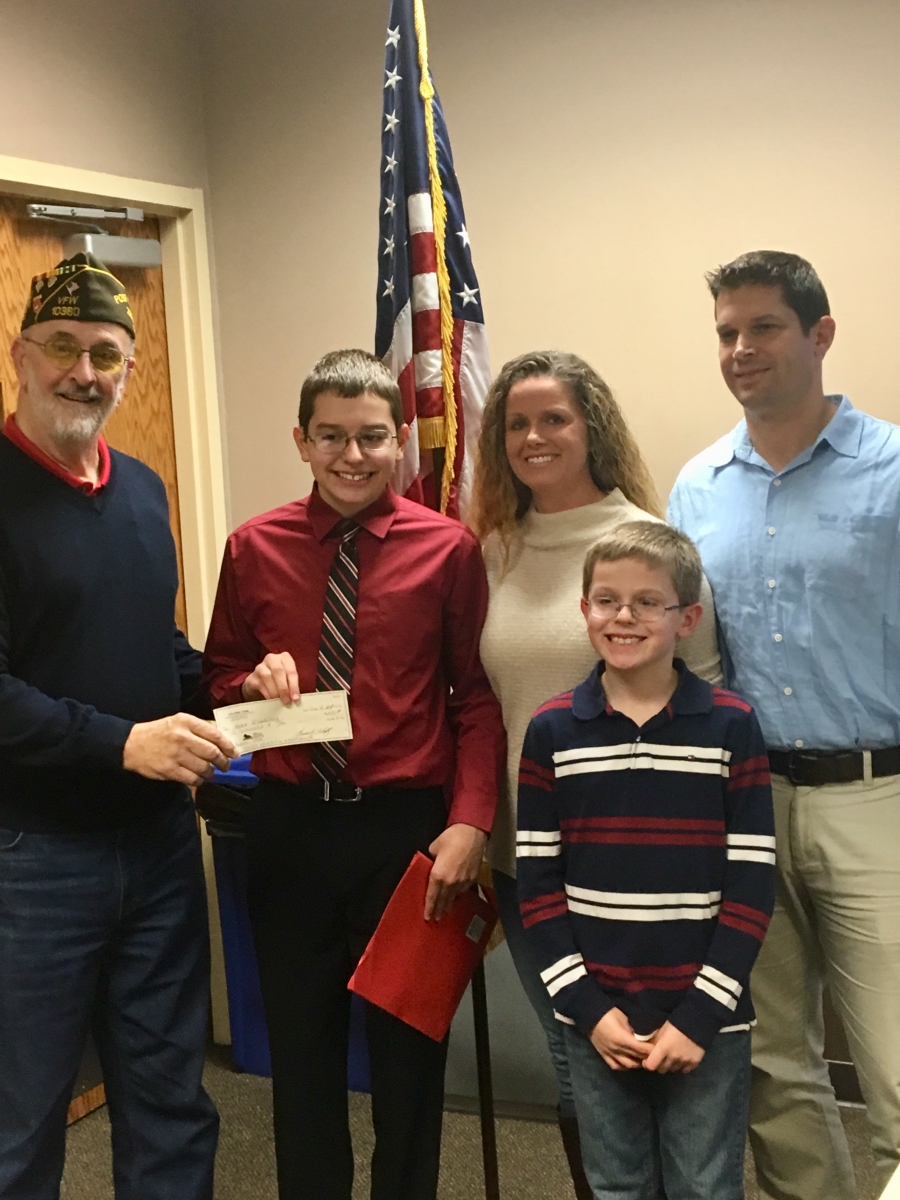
[416,414,447,452]
[414,0,457,514]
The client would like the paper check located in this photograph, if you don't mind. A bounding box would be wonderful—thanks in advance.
[213,691,352,754]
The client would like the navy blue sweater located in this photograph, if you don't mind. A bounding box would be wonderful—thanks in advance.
[0,434,202,832]
[517,662,775,1050]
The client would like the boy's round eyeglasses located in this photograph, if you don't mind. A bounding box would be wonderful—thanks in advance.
[21,334,130,375]
[308,430,397,455]
[588,597,683,623]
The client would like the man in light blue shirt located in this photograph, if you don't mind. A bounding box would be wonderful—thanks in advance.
[669,251,900,1200]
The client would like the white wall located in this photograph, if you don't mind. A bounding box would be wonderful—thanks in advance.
[199,0,900,530]
[3,0,899,522]
[196,0,388,526]
[0,0,209,188]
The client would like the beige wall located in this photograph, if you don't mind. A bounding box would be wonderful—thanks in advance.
[197,0,386,526]
[3,0,899,526]
[0,0,208,188]
[201,0,900,529]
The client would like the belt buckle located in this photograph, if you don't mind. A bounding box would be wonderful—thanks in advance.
[321,780,363,803]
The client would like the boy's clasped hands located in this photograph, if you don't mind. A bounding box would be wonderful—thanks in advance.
[590,1008,705,1075]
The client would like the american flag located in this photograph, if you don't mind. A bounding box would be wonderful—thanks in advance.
[375,0,490,518]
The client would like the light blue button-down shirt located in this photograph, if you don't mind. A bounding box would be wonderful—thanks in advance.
[668,396,900,750]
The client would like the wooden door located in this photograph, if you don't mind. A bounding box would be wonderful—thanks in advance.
[0,194,187,632]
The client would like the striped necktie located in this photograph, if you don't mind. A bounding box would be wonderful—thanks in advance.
[310,518,359,782]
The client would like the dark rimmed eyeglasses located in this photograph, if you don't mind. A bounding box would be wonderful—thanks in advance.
[587,596,683,623]
[308,429,398,455]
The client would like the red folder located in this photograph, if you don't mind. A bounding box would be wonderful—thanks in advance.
[348,851,498,1042]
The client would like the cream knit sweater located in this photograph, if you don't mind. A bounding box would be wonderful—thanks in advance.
[480,489,723,877]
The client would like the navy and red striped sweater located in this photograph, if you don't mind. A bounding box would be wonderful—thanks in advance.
[517,661,775,1049]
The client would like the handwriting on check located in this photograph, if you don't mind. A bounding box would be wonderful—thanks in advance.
[213,691,353,754]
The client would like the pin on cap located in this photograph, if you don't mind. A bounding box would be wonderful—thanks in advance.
[21,252,135,338]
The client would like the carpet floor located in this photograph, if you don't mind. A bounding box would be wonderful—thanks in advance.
[60,1045,882,1199]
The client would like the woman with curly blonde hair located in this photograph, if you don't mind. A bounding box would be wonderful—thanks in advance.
[473,350,721,1197]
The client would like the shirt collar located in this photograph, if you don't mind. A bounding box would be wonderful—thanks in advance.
[813,395,862,458]
[718,394,860,471]
[572,658,713,721]
[3,414,111,494]
[307,483,399,542]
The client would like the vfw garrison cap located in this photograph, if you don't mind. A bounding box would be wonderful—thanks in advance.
[21,252,135,338]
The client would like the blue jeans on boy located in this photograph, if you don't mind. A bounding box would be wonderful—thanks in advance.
[564,1025,751,1200]
[0,797,218,1200]
[493,868,577,1118]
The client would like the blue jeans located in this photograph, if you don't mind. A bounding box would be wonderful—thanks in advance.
[492,869,576,1117]
[0,798,218,1200]
[565,1025,751,1200]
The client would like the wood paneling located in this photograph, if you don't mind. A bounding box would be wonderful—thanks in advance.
[0,195,186,631]
[67,1084,106,1125]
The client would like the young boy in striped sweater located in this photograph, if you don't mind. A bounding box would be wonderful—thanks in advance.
[517,521,775,1199]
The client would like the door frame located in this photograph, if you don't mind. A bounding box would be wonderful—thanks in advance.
[0,153,227,645]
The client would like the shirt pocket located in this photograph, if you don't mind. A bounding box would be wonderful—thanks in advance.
[805,512,894,602]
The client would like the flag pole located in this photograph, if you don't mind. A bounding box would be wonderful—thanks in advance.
[471,957,501,1200]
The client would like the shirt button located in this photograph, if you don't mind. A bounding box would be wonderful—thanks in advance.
[768,579,776,588]
[784,687,793,696]
[773,479,782,487]
[795,739,804,748]
[768,526,777,536]
[774,633,783,642]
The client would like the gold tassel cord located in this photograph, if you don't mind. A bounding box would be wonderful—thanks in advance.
[416,414,447,451]
[413,0,458,513]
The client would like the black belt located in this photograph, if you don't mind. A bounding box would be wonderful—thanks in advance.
[309,779,365,803]
[193,778,429,838]
[766,747,900,787]
[270,779,440,805]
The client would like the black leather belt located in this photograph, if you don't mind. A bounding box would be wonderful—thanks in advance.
[767,747,900,786]
[295,780,429,804]
[313,780,364,803]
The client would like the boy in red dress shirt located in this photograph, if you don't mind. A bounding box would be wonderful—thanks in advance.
[203,349,504,1200]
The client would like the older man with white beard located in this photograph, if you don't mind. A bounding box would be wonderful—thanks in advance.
[0,253,235,1200]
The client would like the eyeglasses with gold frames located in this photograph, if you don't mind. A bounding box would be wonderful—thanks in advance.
[21,333,131,375]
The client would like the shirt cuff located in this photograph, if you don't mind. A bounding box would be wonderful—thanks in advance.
[555,975,615,1039]
[208,673,250,709]
[87,713,137,770]
[447,789,496,835]
[665,986,731,1050]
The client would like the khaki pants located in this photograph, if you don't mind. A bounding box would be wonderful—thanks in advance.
[750,772,900,1200]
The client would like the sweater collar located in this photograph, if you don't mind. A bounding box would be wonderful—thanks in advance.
[518,489,640,549]
[572,658,713,721]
